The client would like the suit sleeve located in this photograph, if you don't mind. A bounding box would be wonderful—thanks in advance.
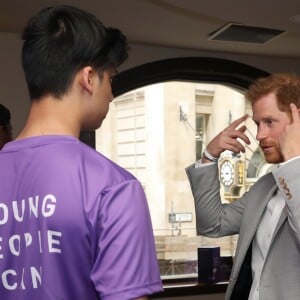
[186,163,248,237]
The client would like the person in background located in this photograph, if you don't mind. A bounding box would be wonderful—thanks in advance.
[186,73,300,299]
[0,103,12,149]
[0,5,162,300]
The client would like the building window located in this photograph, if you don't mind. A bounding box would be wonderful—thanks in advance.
[91,57,270,288]
[95,80,271,281]
[195,114,207,161]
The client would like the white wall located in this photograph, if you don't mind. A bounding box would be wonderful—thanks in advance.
[1,32,300,136]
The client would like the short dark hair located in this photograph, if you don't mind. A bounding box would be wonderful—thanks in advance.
[0,104,11,126]
[21,5,129,100]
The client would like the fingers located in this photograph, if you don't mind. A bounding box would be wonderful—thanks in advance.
[228,114,248,130]
[223,123,251,146]
[206,114,251,157]
[236,125,251,145]
[290,103,300,123]
[226,115,250,152]
[221,130,250,153]
[227,139,247,153]
[279,103,300,161]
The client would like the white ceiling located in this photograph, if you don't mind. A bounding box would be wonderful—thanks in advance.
[1,0,300,58]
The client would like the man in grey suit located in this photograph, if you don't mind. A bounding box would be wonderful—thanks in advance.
[186,73,300,300]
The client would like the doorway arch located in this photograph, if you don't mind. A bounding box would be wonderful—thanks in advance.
[112,57,269,97]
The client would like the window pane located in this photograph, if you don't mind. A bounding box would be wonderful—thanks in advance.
[95,81,269,281]
[195,114,206,161]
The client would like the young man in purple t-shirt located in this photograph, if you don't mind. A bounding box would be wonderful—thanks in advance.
[0,5,163,300]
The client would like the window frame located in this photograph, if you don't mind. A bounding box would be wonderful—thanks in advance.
[92,57,270,298]
[112,57,269,97]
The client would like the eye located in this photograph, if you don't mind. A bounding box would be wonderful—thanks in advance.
[264,118,273,126]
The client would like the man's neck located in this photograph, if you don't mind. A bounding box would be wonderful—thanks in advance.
[17,96,81,140]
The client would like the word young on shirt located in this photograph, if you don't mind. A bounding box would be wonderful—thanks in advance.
[0,194,57,225]
[0,194,62,291]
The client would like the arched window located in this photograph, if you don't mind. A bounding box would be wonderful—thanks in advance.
[94,57,269,291]
[112,57,269,96]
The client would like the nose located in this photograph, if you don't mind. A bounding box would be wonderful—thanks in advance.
[256,125,267,141]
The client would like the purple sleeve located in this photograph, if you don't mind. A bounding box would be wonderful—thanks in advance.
[90,179,163,299]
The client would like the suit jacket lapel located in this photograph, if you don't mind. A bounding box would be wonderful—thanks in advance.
[232,174,277,277]
[240,175,277,250]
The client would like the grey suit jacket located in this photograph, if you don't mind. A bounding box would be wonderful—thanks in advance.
[186,159,300,300]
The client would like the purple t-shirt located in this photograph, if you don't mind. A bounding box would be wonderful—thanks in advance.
[0,135,163,299]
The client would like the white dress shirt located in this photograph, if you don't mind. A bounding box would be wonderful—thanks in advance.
[249,189,285,300]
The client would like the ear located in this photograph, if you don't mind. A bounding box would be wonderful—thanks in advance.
[78,66,94,95]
